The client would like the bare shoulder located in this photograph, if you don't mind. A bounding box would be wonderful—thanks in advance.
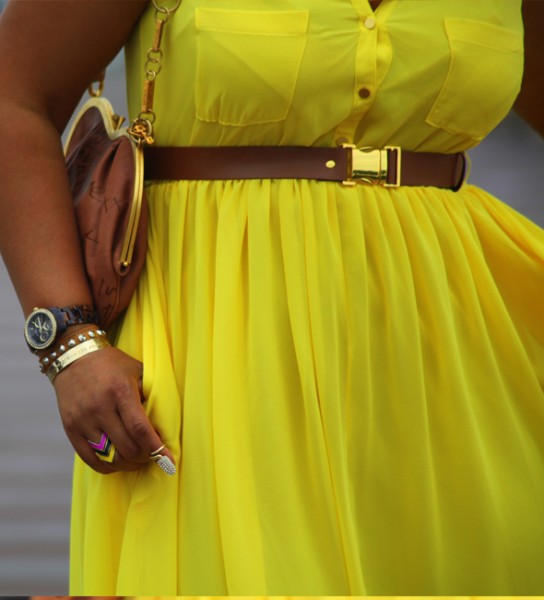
[515,0,544,136]
[0,0,149,129]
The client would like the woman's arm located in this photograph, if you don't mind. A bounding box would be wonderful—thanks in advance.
[0,0,175,474]
[514,0,544,137]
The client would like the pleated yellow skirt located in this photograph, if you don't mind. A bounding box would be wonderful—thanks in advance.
[71,180,544,594]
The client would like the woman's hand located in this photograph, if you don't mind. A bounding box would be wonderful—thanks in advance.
[53,346,175,475]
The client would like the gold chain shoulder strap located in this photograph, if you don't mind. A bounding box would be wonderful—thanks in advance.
[127,0,182,146]
[87,0,182,145]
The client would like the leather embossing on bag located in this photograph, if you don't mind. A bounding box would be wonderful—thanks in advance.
[64,97,147,329]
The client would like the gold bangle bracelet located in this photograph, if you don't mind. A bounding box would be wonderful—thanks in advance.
[46,337,111,384]
[39,327,108,373]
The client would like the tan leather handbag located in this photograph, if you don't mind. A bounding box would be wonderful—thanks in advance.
[64,0,181,329]
[64,95,147,329]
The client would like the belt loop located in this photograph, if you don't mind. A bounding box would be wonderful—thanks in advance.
[342,144,356,187]
[384,146,401,188]
[452,152,468,192]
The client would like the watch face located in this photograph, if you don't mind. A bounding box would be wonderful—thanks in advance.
[24,309,58,350]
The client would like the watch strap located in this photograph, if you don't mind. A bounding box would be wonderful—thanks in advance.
[55,305,99,328]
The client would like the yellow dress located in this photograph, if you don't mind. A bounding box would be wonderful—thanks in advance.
[70,0,544,594]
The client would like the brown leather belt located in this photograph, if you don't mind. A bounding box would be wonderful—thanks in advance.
[144,145,467,190]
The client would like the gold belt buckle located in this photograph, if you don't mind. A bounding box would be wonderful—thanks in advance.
[342,144,401,187]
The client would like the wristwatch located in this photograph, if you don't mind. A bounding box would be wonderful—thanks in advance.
[24,305,98,352]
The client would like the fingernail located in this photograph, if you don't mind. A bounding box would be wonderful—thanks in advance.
[154,455,176,476]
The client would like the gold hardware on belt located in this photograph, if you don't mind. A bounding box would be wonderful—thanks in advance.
[342,144,401,187]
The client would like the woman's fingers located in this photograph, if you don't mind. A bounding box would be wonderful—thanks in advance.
[53,346,176,475]
[64,427,117,474]
[116,389,177,473]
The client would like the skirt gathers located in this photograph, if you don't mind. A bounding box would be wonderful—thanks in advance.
[71,179,544,594]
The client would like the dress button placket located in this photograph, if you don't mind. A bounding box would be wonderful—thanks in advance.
[334,12,379,144]
[358,13,378,103]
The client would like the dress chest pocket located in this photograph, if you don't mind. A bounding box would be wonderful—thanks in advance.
[425,18,523,141]
[194,8,309,127]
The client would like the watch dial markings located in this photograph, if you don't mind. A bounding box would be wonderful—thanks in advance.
[30,314,53,344]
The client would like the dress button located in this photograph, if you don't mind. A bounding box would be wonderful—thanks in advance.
[358,87,372,99]
[364,16,377,30]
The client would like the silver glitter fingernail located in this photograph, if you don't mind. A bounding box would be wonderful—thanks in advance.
[155,455,176,476]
